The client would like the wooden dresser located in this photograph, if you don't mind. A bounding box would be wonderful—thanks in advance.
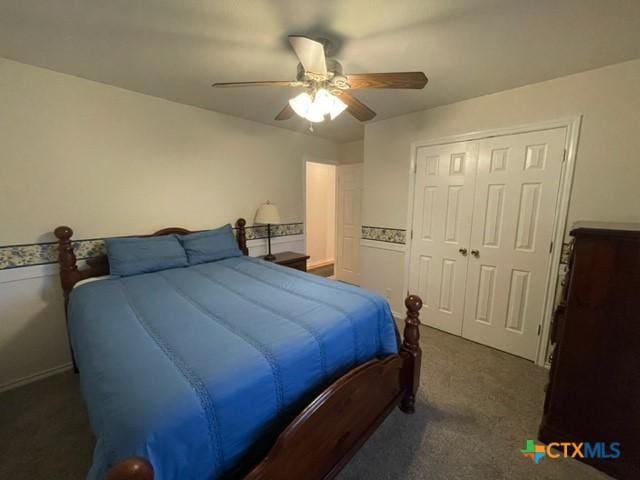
[539,222,640,479]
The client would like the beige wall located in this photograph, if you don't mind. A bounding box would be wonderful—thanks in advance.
[0,58,340,245]
[338,140,364,165]
[362,59,640,313]
[0,57,340,390]
[364,58,640,231]
[305,162,336,267]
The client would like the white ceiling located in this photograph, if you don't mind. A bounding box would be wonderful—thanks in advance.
[1,0,639,142]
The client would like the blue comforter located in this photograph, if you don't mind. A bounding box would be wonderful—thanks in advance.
[68,256,398,480]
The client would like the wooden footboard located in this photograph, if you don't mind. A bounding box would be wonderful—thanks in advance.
[106,295,423,480]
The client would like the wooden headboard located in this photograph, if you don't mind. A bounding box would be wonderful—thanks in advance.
[54,218,248,305]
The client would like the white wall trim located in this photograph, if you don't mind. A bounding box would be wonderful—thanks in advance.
[360,239,407,252]
[409,116,584,150]
[0,259,90,283]
[0,362,73,393]
[0,263,58,283]
[302,154,338,260]
[403,116,582,366]
[536,116,582,365]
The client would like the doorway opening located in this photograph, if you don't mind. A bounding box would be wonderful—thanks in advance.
[305,161,336,278]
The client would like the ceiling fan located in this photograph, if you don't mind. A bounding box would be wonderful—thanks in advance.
[212,35,428,125]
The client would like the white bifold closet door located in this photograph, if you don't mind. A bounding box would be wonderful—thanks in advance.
[409,127,566,360]
[408,141,479,336]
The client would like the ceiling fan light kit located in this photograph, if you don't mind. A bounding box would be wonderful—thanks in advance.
[212,35,428,126]
[289,89,348,123]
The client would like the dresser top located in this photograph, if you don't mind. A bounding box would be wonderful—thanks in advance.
[571,221,640,237]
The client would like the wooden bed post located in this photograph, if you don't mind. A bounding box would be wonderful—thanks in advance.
[400,294,423,414]
[54,226,80,308]
[243,294,423,480]
[106,457,154,480]
[235,218,249,255]
[54,226,82,373]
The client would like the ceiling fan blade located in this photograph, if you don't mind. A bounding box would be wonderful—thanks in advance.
[212,80,305,88]
[345,72,428,89]
[288,35,327,77]
[274,103,294,121]
[338,92,376,121]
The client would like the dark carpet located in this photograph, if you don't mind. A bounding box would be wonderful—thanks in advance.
[0,327,610,480]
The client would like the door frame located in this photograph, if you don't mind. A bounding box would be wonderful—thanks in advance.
[302,155,338,269]
[403,116,582,366]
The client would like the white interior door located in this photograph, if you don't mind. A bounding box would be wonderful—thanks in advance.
[335,164,362,284]
[408,142,479,335]
[461,128,566,360]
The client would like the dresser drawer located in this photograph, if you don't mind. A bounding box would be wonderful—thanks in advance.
[550,302,566,345]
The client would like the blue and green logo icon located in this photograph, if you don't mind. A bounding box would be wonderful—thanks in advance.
[521,440,546,464]
[521,439,621,464]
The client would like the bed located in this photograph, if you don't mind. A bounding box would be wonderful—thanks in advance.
[54,219,423,480]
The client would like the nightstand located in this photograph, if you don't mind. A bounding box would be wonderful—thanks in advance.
[261,251,310,272]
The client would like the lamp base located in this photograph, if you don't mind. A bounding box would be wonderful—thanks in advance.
[264,253,276,261]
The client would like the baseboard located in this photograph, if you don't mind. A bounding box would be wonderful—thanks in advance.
[0,362,73,393]
[308,259,335,270]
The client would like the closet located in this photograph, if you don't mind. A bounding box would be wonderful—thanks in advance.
[408,127,566,360]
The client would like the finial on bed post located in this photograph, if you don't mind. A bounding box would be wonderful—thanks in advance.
[55,226,83,373]
[54,226,80,307]
[106,457,154,480]
[400,294,423,414]
[235,218,249,256]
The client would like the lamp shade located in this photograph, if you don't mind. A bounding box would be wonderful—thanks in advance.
[254,201,281,225]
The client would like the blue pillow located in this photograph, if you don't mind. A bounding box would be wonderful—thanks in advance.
[179,224,242,265]
[105,234,188,277]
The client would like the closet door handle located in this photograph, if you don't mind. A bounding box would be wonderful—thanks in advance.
[458,248,468,256]
[471,249,480,258]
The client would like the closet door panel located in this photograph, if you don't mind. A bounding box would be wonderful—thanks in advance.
[409,141,478,335]
[461,128,566,360]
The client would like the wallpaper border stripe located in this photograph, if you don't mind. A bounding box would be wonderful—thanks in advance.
[0,223,303,270]
[360,225,573,265]
[361,226,406,245]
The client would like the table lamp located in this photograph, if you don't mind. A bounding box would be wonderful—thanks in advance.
[254,201,281,261]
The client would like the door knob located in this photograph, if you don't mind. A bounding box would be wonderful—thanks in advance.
[471,249,480,258]
[458,248,468,256]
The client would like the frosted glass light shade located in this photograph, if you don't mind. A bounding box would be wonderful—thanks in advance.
[289,92,324,123]
[254,201,281,225]
[289,92,312,118]
[288,89,347,123]
[328,95,347,120]
[313,89,334,113]
[304,106,325,123]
